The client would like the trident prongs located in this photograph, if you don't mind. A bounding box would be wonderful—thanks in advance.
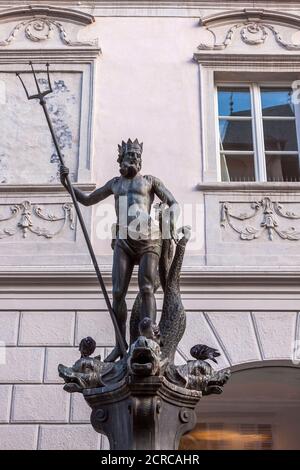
[16,71,30,100]
[45,62,53,94]
[16,61,53,103]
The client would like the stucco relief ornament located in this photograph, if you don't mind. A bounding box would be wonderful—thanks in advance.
[0,200,74,239]
[240,22,268,45]
[221,197,300,241]
[198,21,300,51]
[0,17,98,47]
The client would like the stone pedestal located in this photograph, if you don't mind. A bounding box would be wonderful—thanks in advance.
[84,376,202,450]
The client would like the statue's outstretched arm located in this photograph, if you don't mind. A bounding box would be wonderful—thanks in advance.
[73,179,115,206]
[60,165,116,206]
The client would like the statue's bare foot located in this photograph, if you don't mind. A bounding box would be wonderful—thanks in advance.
[104,346,123,363]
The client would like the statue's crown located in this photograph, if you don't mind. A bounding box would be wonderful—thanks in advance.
[118,138,143,160]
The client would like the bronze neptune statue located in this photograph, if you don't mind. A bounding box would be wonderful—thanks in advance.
[60,138,179,362]
[58,140,230,449]
[18,63,230,451]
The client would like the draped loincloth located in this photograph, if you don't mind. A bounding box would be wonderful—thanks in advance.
[115,236,162,263]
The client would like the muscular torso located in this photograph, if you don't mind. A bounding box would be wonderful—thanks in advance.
[111,174,155,227]
[73,172,177,236]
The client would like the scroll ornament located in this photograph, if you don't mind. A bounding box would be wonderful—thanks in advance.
[0,200,74,239]
[221,197,300,241]
[198,21,300,51]
[0,17,97,47]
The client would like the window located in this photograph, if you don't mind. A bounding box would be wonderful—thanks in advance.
[217,84,300,182]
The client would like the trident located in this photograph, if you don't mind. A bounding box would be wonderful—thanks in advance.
[16,62,127,358]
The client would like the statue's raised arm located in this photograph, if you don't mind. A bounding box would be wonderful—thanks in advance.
[152,176,180,240]
[152,176,177,207]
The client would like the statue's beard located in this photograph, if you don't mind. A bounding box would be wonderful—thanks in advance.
[120,162,140,178]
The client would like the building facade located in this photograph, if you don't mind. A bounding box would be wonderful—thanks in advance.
[0,0,299,450]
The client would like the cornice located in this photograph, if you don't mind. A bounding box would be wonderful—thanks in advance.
[1,267,300,290]
[0,48,101,61]
[1,3,300,18]
[197,182,300,192]
[0,2,299,7]
[193,52,300,66]
[0,183,96,193]
[200,8,300,28]
[0,4,95,25]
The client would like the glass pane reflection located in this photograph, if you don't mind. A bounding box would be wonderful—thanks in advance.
[180,423,273,450]
[266,154,300,182]
[218,87,251,117]
[261,88,294,117]
[263,120,298,151]
[220,154,255,182]
[219,119,253,151]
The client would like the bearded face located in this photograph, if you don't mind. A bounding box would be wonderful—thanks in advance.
[119,151,142,178]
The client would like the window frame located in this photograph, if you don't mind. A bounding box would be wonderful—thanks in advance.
[215,81,300,182]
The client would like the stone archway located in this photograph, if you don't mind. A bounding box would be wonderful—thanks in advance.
[180,362,300,450]
[177,310,300,369]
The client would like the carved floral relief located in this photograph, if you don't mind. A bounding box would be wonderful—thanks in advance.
[197,7,300,52]
[198,21,300,51]
[221,197,300,241]
[0,17,97,48]
[0,200,75,239]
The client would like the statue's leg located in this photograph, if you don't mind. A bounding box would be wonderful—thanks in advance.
[138,253,159,323]
[105,244,134,363]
